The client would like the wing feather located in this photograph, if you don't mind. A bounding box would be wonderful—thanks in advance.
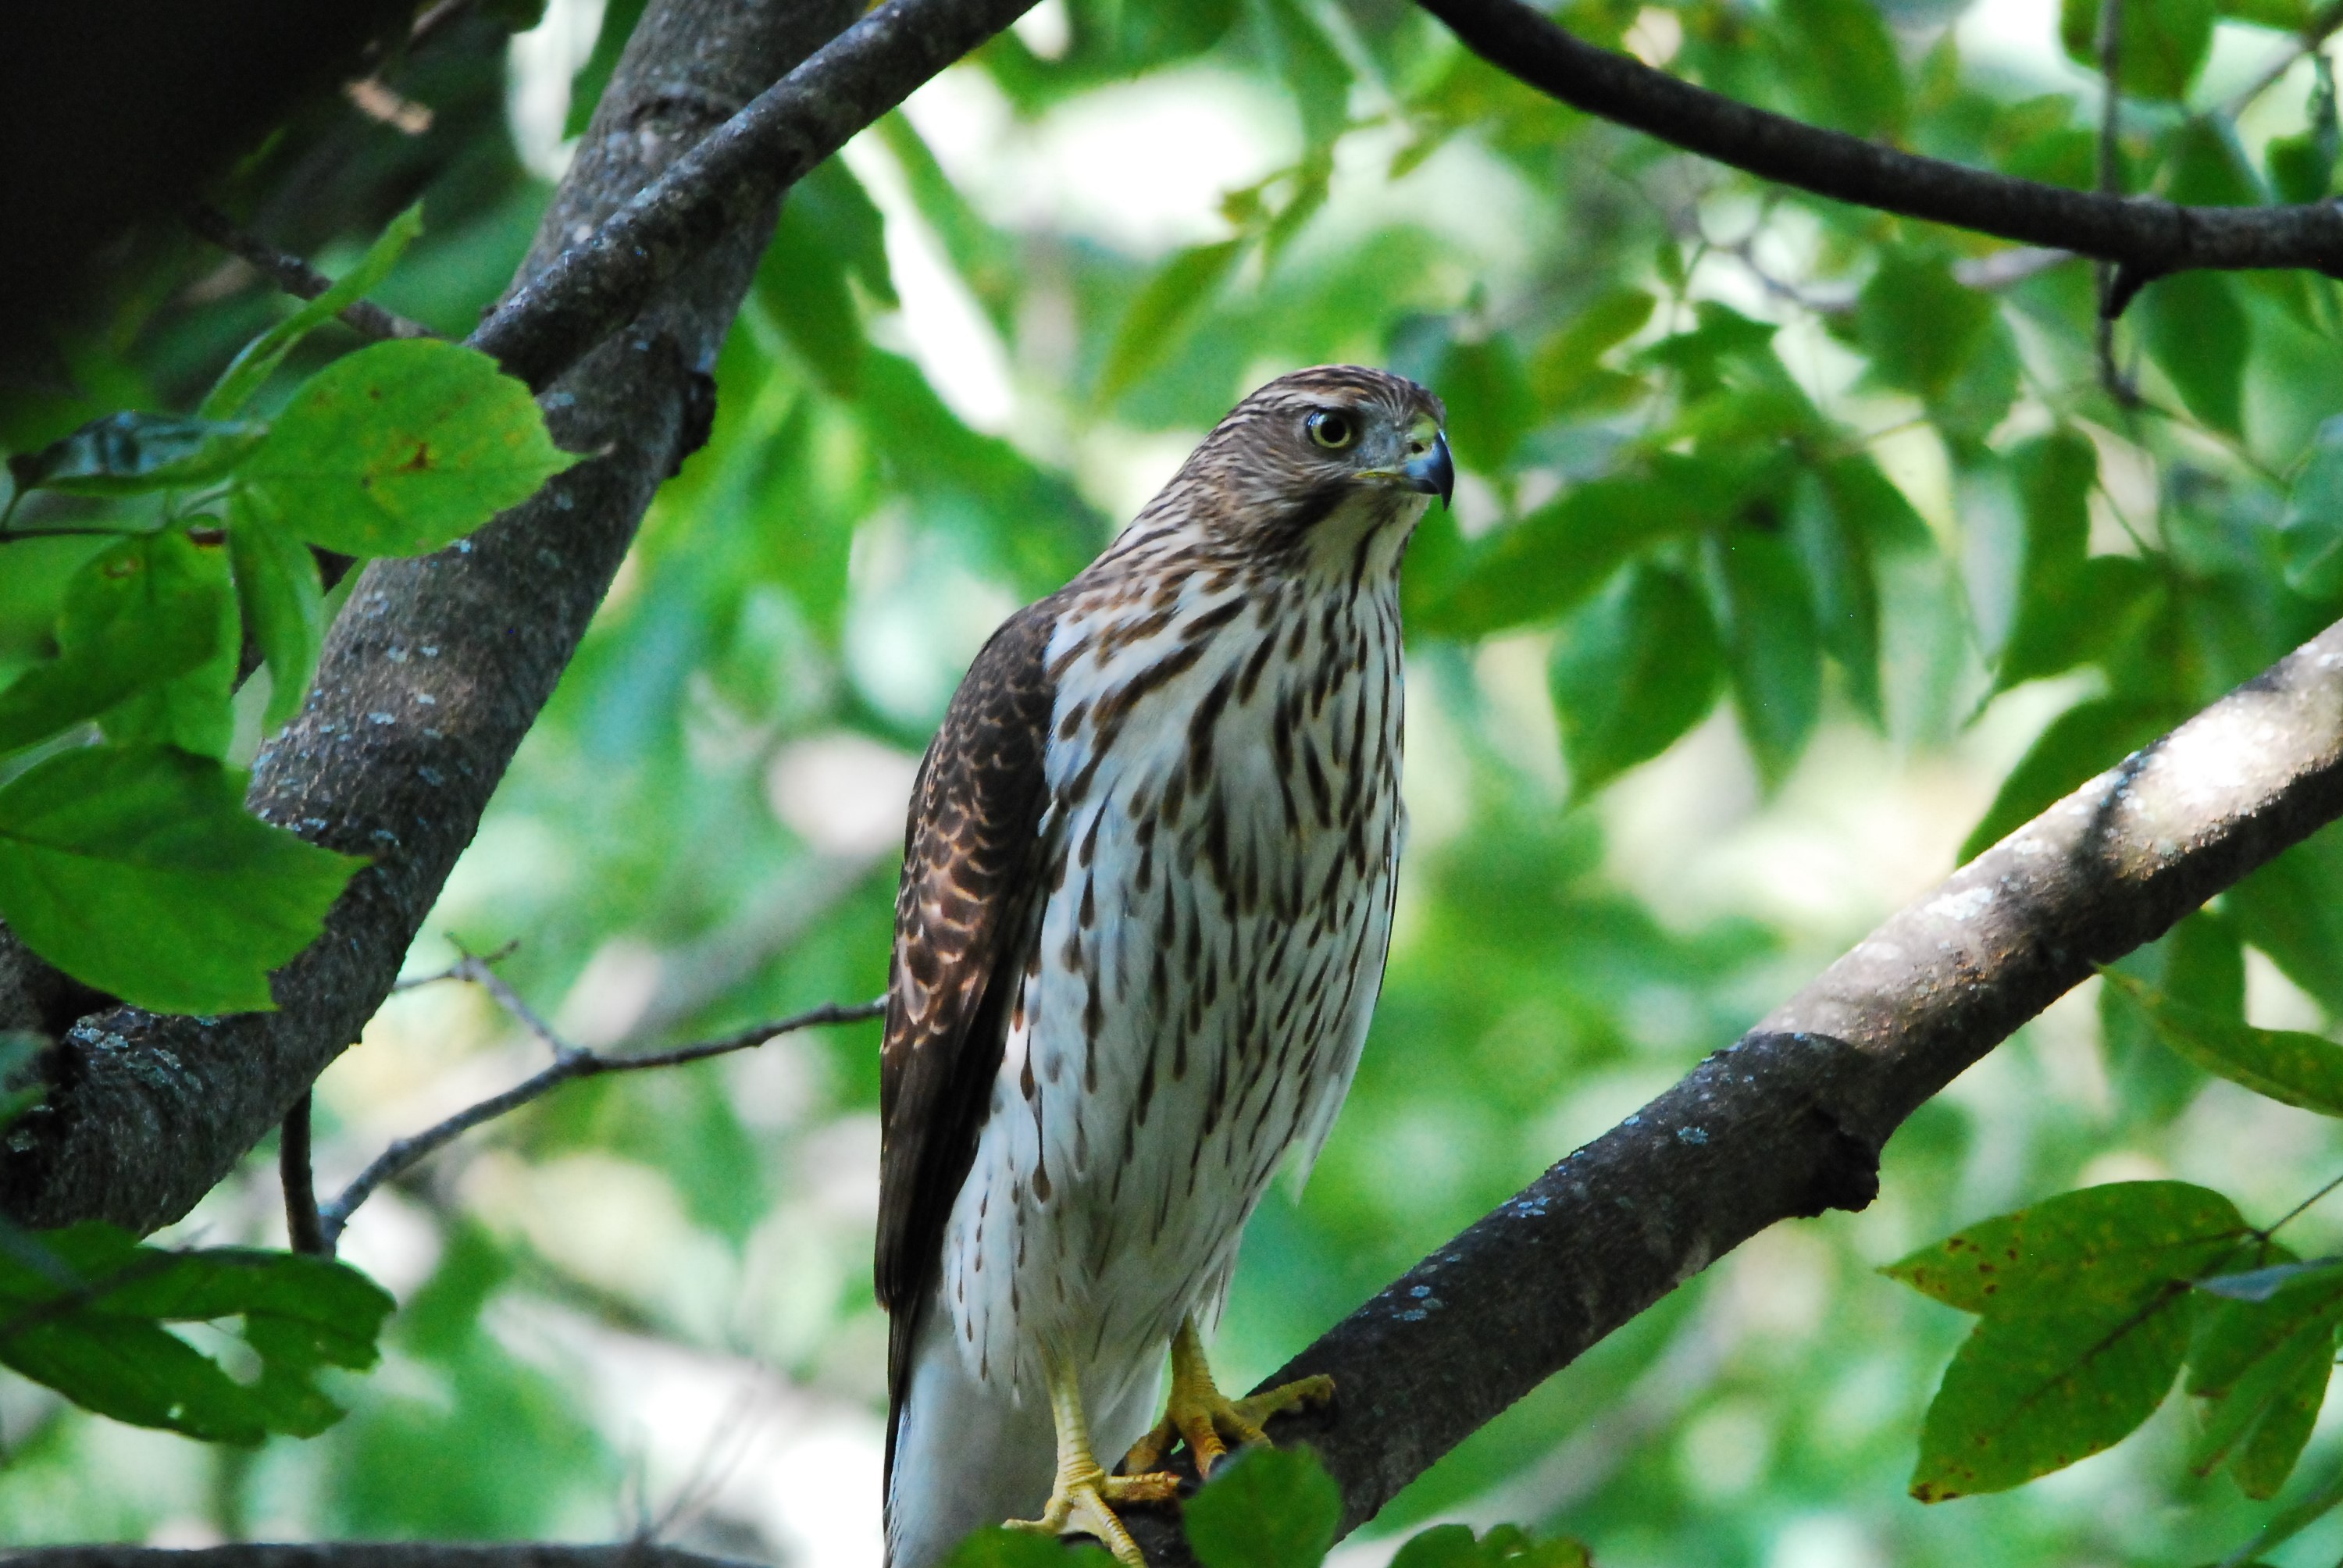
[878,597,1061,1488]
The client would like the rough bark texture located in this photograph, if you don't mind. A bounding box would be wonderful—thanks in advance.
[1117,615,2343,1559]
[0,0,861,1231]
[1421,0,2343,286]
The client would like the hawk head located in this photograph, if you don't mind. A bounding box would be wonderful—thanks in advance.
[1150,365,1453,571]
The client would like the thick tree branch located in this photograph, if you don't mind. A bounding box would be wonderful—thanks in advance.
[1118,614,2343,1559]
[471,0,1038,392]
[1419,0,2343,290]
[0,0,867,1232]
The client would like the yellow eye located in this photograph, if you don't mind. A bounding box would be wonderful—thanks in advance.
[1307,410,1357,451]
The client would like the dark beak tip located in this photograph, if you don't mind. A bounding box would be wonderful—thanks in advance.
[1407,432,1457,510]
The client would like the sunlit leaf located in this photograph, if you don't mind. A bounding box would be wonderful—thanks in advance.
[237,338,576,557]
[1910,1289,2195,1499]
[0,531,231,755]
[2104,971,2343,1114]
[2059,0,2214,99]
[230,515,327,732]
[1184,1445,1342,1568]
[1884,1181,2248,1316]
[200,203,426,419]
[1778,0,1906,137]
[1253,0,1351,151]
[0,744,362,1014]
[0,1222,394,1444]
[2141,272,2251,436]
[2188,1247,2343,1496]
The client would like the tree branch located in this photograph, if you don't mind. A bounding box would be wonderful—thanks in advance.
[471,0,1040,392]
[1120,611,2343,1560]
[1418,0,2343,293]
[0,0,871,1233]
[185,204,437,344]
[316,991,882,1249]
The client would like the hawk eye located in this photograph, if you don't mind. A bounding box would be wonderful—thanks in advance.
[1307,410,1357,451]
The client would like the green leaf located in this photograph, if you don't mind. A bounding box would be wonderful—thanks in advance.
[0,744,362,1014]
[1958,697,2185,862]
[1856,252,1992,403]
[2059,0,2215,99]
[1883,1181,2248,1316]
[1910,1288,2196,1499]
[1437,335,1537,473]
[0,531,233,756]
[2105,971,2343,1114]
[237,338,576,558]
[1788,465,1884,725]
[943,1528,1114,1568]
[200,204,426,420]
[2221,0,2310,25]
[2187,1249,2343,1496]
[1099,240,1247,404]
[2101,911,2243,1124]
[1710,527,1820,788]
[1389,1523,1591,1568]
[1528,290,1653,413]
[1415,457,1726,638]
[0,1223,394,1444]
[2281,415,2343,598]
[2140,272,2251,436]
[2227,822,2343,1015]
[5,413,265,498]
[229,513,327,733]
[759,160,893,396]
[96,531,240,760]
[1184,1445,1343,1568]
[1253,0,1352,152]
[1779,0,1906,137]
[1549,562,1723,802]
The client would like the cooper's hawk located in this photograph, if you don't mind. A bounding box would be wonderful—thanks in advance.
[877,366,1452,1568]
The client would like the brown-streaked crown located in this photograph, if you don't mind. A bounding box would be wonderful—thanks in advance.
[1125,365,1449,558]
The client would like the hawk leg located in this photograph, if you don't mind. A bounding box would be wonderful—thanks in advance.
[1005,1352,1179,1568]
[1122,1315,1336,1478]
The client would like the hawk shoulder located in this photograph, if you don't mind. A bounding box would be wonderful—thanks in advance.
[877,593,1062,1455]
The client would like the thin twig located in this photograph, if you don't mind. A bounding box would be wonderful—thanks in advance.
[388,938,521,992]
[280,1090,326,1256]
[2224,0,2343,119]
[2263,1167,2343,1239]
[2093,0,2141,405]
[184,205,437,344]
[315,994,883,1247]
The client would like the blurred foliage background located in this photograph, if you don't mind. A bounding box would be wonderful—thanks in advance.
[9,0,2343,1562]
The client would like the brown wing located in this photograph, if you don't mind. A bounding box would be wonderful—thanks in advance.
[877,595,1061,1485]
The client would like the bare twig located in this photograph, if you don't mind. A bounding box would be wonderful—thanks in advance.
[1418,0,2343,302]
[184,205,437,344]
[2224,0,2343,119]
[315,994,882,1248]
[388,939,522,993]
[280,1092,326,1256]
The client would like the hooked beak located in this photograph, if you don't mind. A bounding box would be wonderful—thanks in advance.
[1401,430,1455,510]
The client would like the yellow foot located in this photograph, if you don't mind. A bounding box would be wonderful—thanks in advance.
[1123,1317,1334,1478]
[1006,1468,1180,1568]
